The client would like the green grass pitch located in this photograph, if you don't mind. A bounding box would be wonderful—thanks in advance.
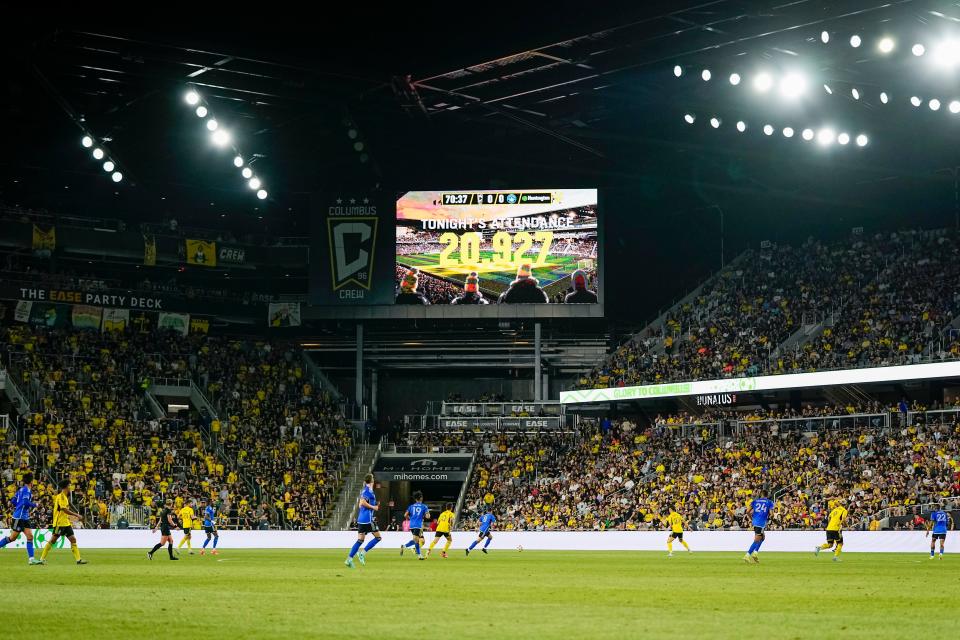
[399,251,582,295]
[2,548,956,638]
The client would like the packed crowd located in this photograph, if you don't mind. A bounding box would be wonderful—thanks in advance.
[405,408,960,532]
[1,323,353,530]
[579,230,960,389]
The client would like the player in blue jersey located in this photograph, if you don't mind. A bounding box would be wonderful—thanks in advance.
[466,506,496,556]
[744,493,775,564]
[199,499,220,556]
[926,505,953,560]
[345,474,382,568]
[401,491,430,560]
[0,473,43,565]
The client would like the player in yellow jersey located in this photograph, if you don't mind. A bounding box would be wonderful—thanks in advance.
[664,507,691,557]
[815,499,848,562]
[177,500,196,555]
[39,479,87,565]
[426,503,456,558]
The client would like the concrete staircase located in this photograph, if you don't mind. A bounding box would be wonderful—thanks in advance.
[325,440,381,530]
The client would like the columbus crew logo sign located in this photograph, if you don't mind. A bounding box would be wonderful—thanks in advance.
[328,217,378,290]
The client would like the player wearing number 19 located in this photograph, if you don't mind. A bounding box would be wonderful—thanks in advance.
[401,491,430,560]
[39,479,88,565]
[744,494,774,564]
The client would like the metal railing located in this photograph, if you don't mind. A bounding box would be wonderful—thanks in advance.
[732,412,889,434]
[858,496,960,530]
[906,408,960,426]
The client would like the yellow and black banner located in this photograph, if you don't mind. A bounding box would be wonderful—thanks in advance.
[32,225,56,252]
[190,317,210,334]
[143,235,156,266]
[185,239,216,267]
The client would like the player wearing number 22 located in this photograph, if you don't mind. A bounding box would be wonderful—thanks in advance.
[40,478,88,565]
[926,507,953,559]
[744,494,774,564]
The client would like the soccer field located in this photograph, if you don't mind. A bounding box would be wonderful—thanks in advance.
[399,252,583,296]
[2,549,956,639]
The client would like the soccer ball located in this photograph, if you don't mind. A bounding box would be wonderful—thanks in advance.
[516,545,523,552]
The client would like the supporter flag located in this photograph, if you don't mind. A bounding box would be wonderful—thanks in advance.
[131,311,153,333]
[28,303,68,327]
[32,225,56,252]
[101,308,130,332]
[190,317,210,334]
[185,239,217,267]
[71,305,103,330]
[158,312,190,335]
[14,301,32,323]
[143,234,157,266]
[268,302,301,327]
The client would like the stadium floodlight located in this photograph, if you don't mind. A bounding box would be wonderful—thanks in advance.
[709,117,721,128]
[185,90,200,105]
[248,177,261,190]
[102,161,115,172]
[242,167,253,179]
[779,72,806,98]
[821,30,830,44]
[880,92,889,104]
[823,84,833,95]
[256,189,268,200]
[206,118,219,131]
[878,37,895,53]
[851,88,860,100]
[684,113,695,124]
[801,128,815,141]
[111,171,123,182]
[856,134,868,147]
[933,39,960,68]
[950,100,960,113]
[729,73,741,86]
[673,65,683,77]
[911,96,922,107]
[850,35,862,48]
[763,124,774,135]
[211,129,231,146]
[701,69,712,81]
[195,106,208,118]
[753,72,773,93]
[92,147,104,160]
[838,132,850,145]
[912,43,925,57]
[81,135,93,148]
[817,128,836,145]
[736,120,746,132]
[233,155,244,167]
[783,127,794,138]
[930,98,941,111]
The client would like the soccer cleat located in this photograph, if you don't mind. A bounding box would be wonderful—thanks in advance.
[170,557,179,561]
[418,555,425,561]
[425,549,431,557]
[189,551,195,556]
[832,557,841,563]
[465,549,470,557]
[29,558,44,565]
[147,552,153,561]
[345,557,354,569]
[357,550,366,566]
[815,546,820,557]
[211,550,219,556]
[199,550,205,556]
[930,555,935,560]
[400,545,405,557]
[76,559,88,565]
[482,548,488,554]
[441,551,447,558]
[939,554,943,560]
[743,554,752,563]
[667,552,674,558]
[751,552,760,564]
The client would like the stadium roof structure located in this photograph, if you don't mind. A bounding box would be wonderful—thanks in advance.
[6,1,960,237]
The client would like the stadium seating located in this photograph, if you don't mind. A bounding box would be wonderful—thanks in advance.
[1,324,353,530]
[578,229,960,388]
